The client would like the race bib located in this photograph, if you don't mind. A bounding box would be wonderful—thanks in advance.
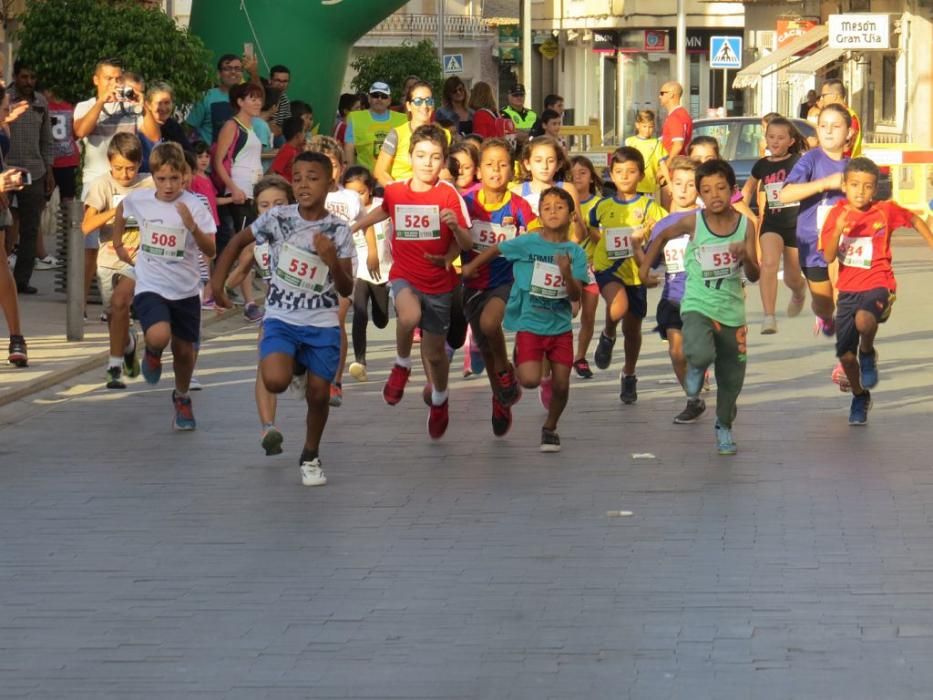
[471,221,517,251]
[817,203,833,232]
[663,236,688,274]
[763,182,790,211]
[529,261,567,299]
[603,227,635,260]
[395,205,440,241]
[838,235,873,269]
[254,242,271,279]
[140,223,187,261]
[275,243,329,292]
[698,243,741,280]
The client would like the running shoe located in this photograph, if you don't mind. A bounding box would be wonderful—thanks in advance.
[141,348,162,385]
[123,329,140,377]
[243,302,264,323]
[413,327,422,344]
[7,253,16,269]
[814,315,836,338]
[172,391,196,431]
[299,457,327,486]
[540,427,561,453]
[594,332,616,370]
[497,366,522,407]
[383,363,411,405]
[34,255,62,270]
[760,315,778,335]
[831,362,851,393]
[859,349,879,388]
[469,346,485,375]
[288,368,308,399]
[703,369,712,392]
[491,394,512,437]
[427,399,449,439]
[348,361,368,382]
[538,377,553,411]
[715,422,737,455]
[422,383,433,407]
[8,335,28,367]
[201,296,217,310]
[189,377,203,391]
[573,357,594,379]
[673,398,706,424]
[685,365,705,397]
[787,292,806,318]
[106,366,126,390]
[848,390,872,426]
[620,374,638,404]
[329,383,343,407]
[261,426,284,456]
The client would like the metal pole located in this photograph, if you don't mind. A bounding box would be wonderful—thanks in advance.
[522,0,532,107]
[616,50,625,144]
[437,0,445,66]
[722,69,727,114]
[65,199,84,341]
[675,0,687,89]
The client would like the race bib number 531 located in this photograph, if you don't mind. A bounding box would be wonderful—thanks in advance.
[140,223,187,260]
[395,205,440,241]
[530,261,567,299]
[275,243,329,292]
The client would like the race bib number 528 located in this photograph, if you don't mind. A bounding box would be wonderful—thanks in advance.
[529,261,567,299]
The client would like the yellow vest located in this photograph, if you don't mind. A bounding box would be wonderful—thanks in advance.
[389,122,452,181]
[503,106,537,131]
[348,109,406,171]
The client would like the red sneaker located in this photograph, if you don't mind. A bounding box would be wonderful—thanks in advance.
[538,377,553,411]
[497,366,522,407]
[383,364,411,405]
[491,394,512,437]
[427,399,449,439]
[831,362,851,393]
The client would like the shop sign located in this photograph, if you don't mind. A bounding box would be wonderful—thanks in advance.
[828,14,890,49]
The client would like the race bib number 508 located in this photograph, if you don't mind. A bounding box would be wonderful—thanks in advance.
[140,223,187,260]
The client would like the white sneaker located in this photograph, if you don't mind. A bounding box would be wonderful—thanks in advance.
[34,255,63,270]
[288,369,308,399]
[7,253,16,269]
[348,361,368,382]
[299,457,327,486]
[189,377,203,391]
[760,315,778,334]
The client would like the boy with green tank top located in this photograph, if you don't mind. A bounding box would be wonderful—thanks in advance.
[639,160,760,455]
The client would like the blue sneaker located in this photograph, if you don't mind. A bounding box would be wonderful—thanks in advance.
[715,422,737,455]
[859,349,879,388]
[172,391,196,431]
[848,390,872,426]
[141,348,162,385]
[685,365,706,398]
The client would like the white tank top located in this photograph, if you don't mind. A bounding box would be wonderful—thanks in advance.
[230,127,262,196]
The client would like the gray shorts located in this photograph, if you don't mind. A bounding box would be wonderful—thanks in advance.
[390,279,452,336]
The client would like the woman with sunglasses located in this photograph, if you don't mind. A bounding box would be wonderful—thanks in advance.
[435,77,473,137]
[374,81,451,187]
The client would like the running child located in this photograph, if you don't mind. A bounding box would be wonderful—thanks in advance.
[819,157,933,425]
[636,156,704,424]
[82,133,154,389]
[112,143,217,430]
[568,155,602,378]
[641,160,760,455]
[460,137,537,436]
[462,187,588,452]
[352,124,472,440]
[746,117,809,334]
[211,152,355,485]
[589,146,667,403]
[624,110,669,198]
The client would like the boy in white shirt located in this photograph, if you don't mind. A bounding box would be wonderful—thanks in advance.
[112,143,217,430]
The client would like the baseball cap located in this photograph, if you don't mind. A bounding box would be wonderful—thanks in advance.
[369,81,391,95]
[509,84,526,96]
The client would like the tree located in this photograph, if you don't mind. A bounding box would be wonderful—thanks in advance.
[349,40,443,104]
[12,0,214,107]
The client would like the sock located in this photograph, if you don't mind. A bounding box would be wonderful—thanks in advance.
[300,447,319,464]
[431,388,449,406]
[396,355,412,369]
[108,356,122,370]
[174,390,190,399]
[262,422,274,431]
[124,333,136,355]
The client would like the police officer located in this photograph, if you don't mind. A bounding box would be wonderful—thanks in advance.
[501,84,537,132]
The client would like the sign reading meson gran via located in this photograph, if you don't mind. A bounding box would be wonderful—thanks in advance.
[828,14,890,50]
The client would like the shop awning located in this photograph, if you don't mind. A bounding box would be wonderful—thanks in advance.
[786,45,846,75]
[733,25,828,89]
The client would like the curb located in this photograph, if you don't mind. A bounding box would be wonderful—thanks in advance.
[0,307,242,409]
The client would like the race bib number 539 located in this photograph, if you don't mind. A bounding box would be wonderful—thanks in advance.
[395,205,440,241]
[698,243,740,279]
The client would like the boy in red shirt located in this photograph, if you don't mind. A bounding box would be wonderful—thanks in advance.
[269,116,305,182]
[820,157,933,425]
[353,125,472,439]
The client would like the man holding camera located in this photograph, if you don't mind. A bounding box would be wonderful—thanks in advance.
[6,61,53,295]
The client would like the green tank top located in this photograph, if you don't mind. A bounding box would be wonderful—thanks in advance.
[681,212,748,327]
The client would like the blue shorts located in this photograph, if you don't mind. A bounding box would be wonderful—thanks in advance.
[134,292,201,343]
[260,317,341,382]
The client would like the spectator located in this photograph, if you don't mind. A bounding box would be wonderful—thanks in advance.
[268,64,292,136]
[333,93,360,145]
[659,80,692,160]
[468,81,501,139]
[343,81,406,170]
[501,84,537,132]
[43,85,79,210]
[138,81,192,173]
[6,60,53,295]
[435,76,473,136]
[269,116,306,181]
[529,93,564,137]
[819,79,862,157]
[799,89,818,120]
[0,85,28,367]
[186,52,260,143]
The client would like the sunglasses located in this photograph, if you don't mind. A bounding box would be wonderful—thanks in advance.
[369,92,390,99]
[659,90,670,96]
[409,97,435,107]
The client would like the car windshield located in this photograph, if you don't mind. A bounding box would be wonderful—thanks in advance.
[693,121,763,161]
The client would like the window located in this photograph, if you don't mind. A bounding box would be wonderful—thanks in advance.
[881,54,896,123]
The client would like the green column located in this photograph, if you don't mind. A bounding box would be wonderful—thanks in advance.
[188,0,408,133]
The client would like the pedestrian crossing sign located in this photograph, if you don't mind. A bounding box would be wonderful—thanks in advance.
[444,54,464,74]
[709,36,742,69]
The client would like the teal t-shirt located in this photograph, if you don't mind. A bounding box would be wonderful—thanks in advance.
[498,233,589,336]
[681,212,749,327]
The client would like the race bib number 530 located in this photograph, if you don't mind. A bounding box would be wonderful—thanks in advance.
[140,223,187,260]
[471,221,516,251]
[275,243,329,292]
[395,205,440,241]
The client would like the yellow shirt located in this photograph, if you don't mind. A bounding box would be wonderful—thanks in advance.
[579,194,600,262]
[347,109,407,171]
[625,136,668,195]
[590,194,667,286]
[389,122,452,181]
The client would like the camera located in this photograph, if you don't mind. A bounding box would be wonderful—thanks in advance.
[117,86,135,101]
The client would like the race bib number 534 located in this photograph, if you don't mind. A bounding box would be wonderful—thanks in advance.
[395,205,440,241]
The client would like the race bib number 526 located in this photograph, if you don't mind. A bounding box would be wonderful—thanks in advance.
[395,205,440,241]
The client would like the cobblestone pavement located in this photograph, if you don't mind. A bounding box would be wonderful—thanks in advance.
[2,237,933,699]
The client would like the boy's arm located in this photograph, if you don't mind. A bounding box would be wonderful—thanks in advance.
[111,203,133,265]
[441,207,473,251]
[740,218,760,282]
[557,254,583,303]
[821,213,847,263]
[211,227,256,307]
[176,202,216,259]
[460,244,501,279]
[352,205,389,234]
[82,205,118,235]
[313,232,354,297]
[910,214,933,248]
[363,225,382,281]
[741,175,759,207]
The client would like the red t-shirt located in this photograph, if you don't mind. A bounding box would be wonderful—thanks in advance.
[270,142,300,182]
[47,99,80,168]
[661,106,693,155]
[472,108,499,139]
[333,120,348,145]
[382,179,470,294]
[820,200,914,293]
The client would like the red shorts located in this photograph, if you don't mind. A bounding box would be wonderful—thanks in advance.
[514,330,574,368]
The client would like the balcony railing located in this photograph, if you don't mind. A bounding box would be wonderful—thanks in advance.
[368,13,492,38]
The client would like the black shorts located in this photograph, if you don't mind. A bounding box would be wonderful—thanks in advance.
[834,288,894,357]
[53,166,77,200]
[463,283,510,350]
[802,265,830,283]
[134,292,201,344]
[760,226,797,249]
[625,284,648,320]
[655,297,683,340]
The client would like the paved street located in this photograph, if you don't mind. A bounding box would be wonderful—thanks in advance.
[3,235,933,698]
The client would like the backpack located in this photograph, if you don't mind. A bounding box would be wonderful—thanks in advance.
[209,118,249,194]
[480,108,517,141]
